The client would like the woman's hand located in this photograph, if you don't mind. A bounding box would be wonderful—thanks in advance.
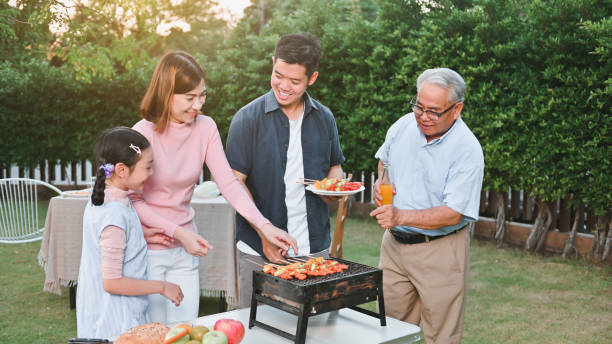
[143,227,173,247]
[173,227,213,257]
[259,223,298,257]
[161,281,183,306]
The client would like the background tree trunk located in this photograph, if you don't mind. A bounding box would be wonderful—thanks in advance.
[494,192,506,244]
[603,216,612,261]
[589,215,607,259]
[562,205,583,259]
[597,215,608,257]
[535,204,553,252]
[590,229,600,259]
[526,201,552,252]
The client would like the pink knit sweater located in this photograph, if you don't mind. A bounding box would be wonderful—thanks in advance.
[131,115,269,250]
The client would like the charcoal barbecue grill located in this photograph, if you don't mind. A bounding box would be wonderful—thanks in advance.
[248,258,385,344]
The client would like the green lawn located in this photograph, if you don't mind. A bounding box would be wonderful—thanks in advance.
[1,216,610,343]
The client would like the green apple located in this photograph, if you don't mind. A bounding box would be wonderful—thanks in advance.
[190,325,210,341]
[201,330,228,344]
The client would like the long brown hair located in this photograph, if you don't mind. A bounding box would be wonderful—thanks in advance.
[139,51,206,132]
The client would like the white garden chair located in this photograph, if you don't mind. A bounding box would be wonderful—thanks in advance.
[0,178,62,244]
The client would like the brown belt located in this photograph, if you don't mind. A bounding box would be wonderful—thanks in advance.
[391,226,466,244]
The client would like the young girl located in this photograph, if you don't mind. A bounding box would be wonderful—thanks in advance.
[76,127,183,338]
[130,50,299,324]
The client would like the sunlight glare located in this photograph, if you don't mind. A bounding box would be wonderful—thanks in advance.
[214,0,251,23]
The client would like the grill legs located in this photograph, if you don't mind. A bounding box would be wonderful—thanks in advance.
[348,286,387,326]
[377,284,387,326]
[248,288,311,343]
[248,289,258,330]
[295,303,310,344]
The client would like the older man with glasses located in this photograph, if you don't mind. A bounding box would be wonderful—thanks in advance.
[370,68,484,343]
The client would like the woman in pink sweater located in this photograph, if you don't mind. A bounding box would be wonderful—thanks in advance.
[131,51,298,324]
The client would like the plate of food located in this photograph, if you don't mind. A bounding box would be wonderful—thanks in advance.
[62,189,91,198]
[304,178,365,196]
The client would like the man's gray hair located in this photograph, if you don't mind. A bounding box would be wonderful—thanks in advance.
[416,68,466,103]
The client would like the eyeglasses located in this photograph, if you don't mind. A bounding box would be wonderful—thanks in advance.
[410,98,460,121]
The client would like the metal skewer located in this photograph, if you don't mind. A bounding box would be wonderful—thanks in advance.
[285,257,308,263]
[245,258,266,267]
[247,258,288,268]
[298,178,318,182]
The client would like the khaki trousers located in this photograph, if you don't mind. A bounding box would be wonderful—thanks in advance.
[379,228,469,344]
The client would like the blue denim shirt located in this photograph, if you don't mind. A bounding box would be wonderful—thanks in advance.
[226,90,345,255]
[375,113,484,236]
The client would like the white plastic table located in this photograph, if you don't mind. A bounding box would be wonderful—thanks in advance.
[192,305,422,344]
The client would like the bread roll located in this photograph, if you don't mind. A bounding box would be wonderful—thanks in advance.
[114,322,169,344]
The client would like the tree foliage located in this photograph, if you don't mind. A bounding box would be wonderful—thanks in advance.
[0,0,610,215]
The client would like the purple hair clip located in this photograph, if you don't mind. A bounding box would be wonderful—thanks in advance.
[99,163,115,178]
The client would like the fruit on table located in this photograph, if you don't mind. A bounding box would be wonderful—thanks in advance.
[190,325,210,341]
[314,178,362,191]
[214,319,245,344]
[163,323,192,344]
[202,330,229,344]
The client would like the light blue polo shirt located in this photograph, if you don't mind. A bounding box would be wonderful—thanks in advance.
[375,113,484,236]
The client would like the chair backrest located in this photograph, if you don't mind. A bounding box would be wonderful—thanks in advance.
[0,178,62,244]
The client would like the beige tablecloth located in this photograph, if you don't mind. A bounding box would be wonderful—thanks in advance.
[191,196,237,305]
[38,195,237,304]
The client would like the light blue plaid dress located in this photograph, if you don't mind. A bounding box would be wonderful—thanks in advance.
[76,200,150,339]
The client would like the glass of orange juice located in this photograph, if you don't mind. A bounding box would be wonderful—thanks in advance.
[380,164,393,205]
[380,183,394,205]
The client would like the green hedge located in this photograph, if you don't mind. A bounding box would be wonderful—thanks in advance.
[0,58,151,167]
[1,0,610,214]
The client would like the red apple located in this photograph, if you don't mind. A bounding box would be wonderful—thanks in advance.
[214,318,245,344]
